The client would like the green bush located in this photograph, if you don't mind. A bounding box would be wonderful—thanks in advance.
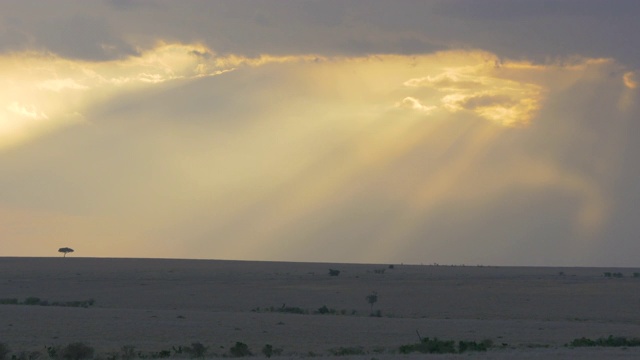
[24,297,42,305]
[399,338,456,354]
[458,339,493,352]
[14,350,42,360]
[329,347,364,356]
[45,346,58,359]
[229,342,251,357]
[60,343,94,360]
[0,298,18,305]
[186,343,207,358]
[262,345,273,358]
[120,346,136,360]
[0,343,10,360]
[568,336,640,347]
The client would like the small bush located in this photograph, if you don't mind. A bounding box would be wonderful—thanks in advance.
[603,272,612,277]
[366,291,378,314]
[261,345,282,358]
[154,350,171,358]
[15,351,42,360]
[262,345,273,358]
[633,272,640,278]
[329,347,365,356]
[373,268,385,274]
[399,338,456,354]
[121,346,136,360]
[613,272,624,278]
[186,343,207,358]
[328,269,340,276]
[277,305,307,314]
[316,305,330,314]
[0,343,10,360]
[60,343,94,360]
[24,297,42,305]
[229,342,251,357]
[458,339,493,352]
[0,298,18,305]
[568,335,640,347]
[45,346,58,359]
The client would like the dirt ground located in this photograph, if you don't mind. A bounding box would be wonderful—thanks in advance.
[1,257,640,358]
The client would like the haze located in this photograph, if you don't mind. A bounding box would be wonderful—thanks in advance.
[1,0,639,266]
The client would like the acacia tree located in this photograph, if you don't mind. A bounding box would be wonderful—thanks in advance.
[58,247,74,257]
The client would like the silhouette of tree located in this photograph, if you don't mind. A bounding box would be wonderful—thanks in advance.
[58,247,74,257]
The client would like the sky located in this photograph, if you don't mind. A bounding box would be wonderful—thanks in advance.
[1,0,639,266]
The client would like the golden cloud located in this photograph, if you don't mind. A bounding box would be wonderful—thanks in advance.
[623,71,637,89]
[0,43,312,150]
[403,60,543,126]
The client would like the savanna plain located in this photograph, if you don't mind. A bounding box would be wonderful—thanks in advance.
[1,257,640,359]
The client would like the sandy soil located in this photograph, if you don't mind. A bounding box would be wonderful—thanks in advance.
[1,257,639,359]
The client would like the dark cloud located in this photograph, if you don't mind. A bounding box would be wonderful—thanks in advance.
[2,0,639,65]
[32,15,138,60]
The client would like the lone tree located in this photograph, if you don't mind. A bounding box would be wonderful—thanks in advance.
[366,291,378,314]
[58,247,74,257]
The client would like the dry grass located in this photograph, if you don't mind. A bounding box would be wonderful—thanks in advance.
[1,258,639,358]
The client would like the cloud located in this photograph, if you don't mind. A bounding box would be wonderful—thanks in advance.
[402,56,543,126]
[0,42,313,150]
[396,97,436,114]
[37,79,89,92]
[623,71,637,89]
[7,102,48,120]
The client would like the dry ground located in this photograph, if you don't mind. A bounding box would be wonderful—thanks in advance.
[1,257,640,359]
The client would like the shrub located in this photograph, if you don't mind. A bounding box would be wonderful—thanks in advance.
[229,342,251,357]
[60,343,94,360]
[399,338,456,354]
[568,336,640,347]
[613,272,624,278]
[316,305,330,315]
[366,291,378,314]
[45,346,58,359]
[277,305,307,314]
[24,297,42,305]
[15,351,42,360]
[373,268,385,274]
[603,272,612,277]
[155,350,171,358]
[328,269,340,276]
[458,339,493,352]
[633,272,640,278]
[121,346,136,360]
[0,343,10,360]
[329,347,365,356]
[186,343,207,358]
[0,298,18,305]
[262,345,273,358]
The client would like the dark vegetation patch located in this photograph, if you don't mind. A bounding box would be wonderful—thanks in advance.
[399,337,494,354]
[567,336,640,347]
[0,297,95,308]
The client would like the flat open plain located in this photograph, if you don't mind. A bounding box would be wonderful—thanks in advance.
[1,257,640,359]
